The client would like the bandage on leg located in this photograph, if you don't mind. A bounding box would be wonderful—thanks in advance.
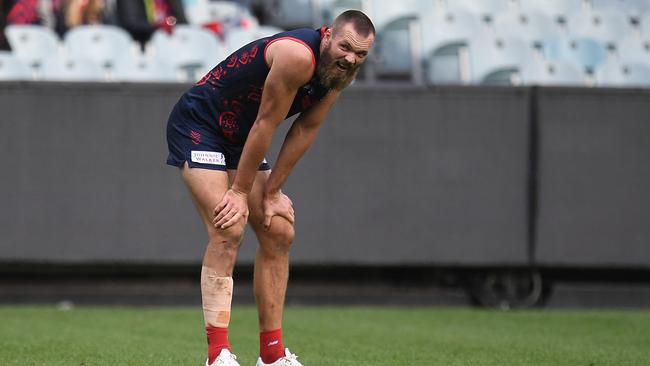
[201,266,233,328]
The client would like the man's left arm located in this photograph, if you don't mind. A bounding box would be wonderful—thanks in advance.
[261,90,340,228]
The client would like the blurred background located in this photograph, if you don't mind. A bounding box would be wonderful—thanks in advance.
[0,0,648,310]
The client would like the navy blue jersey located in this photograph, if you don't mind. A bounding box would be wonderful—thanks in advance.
[185,27,330,145]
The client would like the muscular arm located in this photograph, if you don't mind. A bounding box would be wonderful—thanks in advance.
[231,40,315,195]
[264,90,340,195]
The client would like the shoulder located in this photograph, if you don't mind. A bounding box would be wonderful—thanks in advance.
[265,38,315,72]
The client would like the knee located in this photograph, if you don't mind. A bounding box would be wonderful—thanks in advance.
[207,223,246,256]
[260,218,295,253]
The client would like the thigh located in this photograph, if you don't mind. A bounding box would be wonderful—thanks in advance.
[182,162,235,235]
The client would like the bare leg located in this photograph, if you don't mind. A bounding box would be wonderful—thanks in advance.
[245,170,295,331]
[181,163,248,326]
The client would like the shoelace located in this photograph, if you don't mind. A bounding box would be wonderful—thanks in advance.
[216,352,237,365]
[284,352,300,365]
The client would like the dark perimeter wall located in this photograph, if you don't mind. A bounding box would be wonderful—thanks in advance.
[0,82,647,268]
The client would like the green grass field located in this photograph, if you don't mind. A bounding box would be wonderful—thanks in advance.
[1,306,649,366]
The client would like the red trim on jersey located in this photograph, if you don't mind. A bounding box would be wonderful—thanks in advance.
[264,37,316,76]
[319,27,327,40]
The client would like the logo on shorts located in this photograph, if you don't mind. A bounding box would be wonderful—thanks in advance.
[190,130,201,145]
[191,151,225,166]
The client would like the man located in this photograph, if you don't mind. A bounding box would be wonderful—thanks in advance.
[166,10,375,366]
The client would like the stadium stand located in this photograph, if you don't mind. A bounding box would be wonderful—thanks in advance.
[1,0,649,87]
[0,50,31,80]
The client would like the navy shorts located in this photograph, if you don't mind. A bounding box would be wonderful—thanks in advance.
[166,99,271,171]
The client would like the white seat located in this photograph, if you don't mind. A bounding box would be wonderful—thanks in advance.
[493,11,561,48]
[113,56,178,83]
[225,28,257,54]
[373,16,416,77]
[421,9,482,84]
[148,25,228,82]
[616,37,650,65]
[326,0,363,22]
[64,25,137,70]
[254,25,284,38]
[567,9,633,48]
[41,57,105,81]
[469,35,532,85]
[370,0,430,30]
[4,25,61,70]
[641,13,650,39]
[519,0,584,24]
[597,59,650,87]
[543,37,608,73]
[590,0,650,17]
[185,0,254,26]
[0,51,32,80]
[520,59,586,86]
[445,0,513,23]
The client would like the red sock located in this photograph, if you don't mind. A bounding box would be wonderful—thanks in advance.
[260,328,285,364]
[206,326,230,364]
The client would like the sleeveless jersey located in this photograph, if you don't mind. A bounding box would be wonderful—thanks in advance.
[185,27,330,145]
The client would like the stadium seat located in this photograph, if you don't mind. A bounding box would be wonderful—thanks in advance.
[261,0,314,29]
[589,0,650,17]
[597,59,650,87]
[469,35,532,85]
[148,25,228,82]
[421,9,482,84]
[445,0,513,23]
[254,25,284,38]
[64,25,138,71]
[543,37,608,73]
[493,11,562,49]
[568,9,633,49]
[519,0,584,25]
[185,0,254,27]
[41,57,105,82]
[4,25,61,70]
[113,56,178,83]
[0,51,32,80]
[520,59,586,86]
[641,13,650,38]
[616,36,650,65]
[325,0,363,22]
[373,16,417,78]
[224,28,257,54]
[370,0,428,30]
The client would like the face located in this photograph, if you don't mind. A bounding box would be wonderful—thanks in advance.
[318,23,374,90]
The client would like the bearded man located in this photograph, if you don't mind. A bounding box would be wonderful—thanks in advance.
[165,10,375,366]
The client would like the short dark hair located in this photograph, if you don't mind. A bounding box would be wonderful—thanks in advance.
[332,10,375,37]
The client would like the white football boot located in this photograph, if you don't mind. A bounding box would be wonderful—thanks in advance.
[206,348,241,366]
[255,348,303,366]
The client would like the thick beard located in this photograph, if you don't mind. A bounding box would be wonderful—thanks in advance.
[317,44,360,91]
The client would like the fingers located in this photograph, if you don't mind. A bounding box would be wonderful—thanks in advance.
[220,211,242,230]
[215,208,236,229]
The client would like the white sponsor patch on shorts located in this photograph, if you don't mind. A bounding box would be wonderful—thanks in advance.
[191,151,225,166]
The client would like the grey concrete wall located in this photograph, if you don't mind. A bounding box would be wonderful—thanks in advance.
[0,82,531,266]
[534,88,650,268]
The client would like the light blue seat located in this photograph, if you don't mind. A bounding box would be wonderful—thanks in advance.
[469,35,532,85]
[519,0,584,25]
[590,0,649,17]
[543,37,608,73]
[326,0,363,22]
[225,28,257,54]
[597,59,650,87]
[493,11,561,48]
[567,9,633,48]
[255,25,284,38]
[4,25,61,70]
[0,51,32,80]
[149,25,228,82]
[520,59,586,86]
[64,25,136,70]
[616,36,650,65]
[41,57,105,82]
[370,0,429,30]
[421,9,482,84]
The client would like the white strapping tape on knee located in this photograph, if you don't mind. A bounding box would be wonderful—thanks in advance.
[201,266,233,328]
